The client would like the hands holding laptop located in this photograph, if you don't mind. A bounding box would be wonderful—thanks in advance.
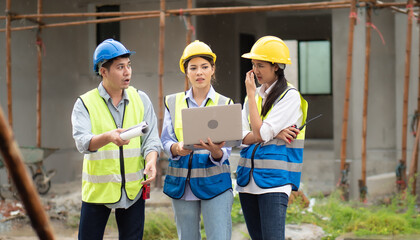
[194,138,225,160]
[171,142,192,157]
[171,138,225,160]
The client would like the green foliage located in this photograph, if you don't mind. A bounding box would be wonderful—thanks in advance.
[286,190,420,239]
[232,194,245,224]
[98,194,245,240]
[143,211,178,240]
[200,217,206,239]
[98,209,179,239]
[68,190,419,239]
[66,213,81,229]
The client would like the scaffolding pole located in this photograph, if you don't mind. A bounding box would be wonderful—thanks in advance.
[2,2,419,33]
[0,1,351,20]
[0,13,161,32]
[360,5,372,203]
[5,0,12,128]
[158,0,165,136]
[0,0,418,210]
[339,0,357,201]
[399,0,414,192]
[408,12,420,195]
[184,0,193,91]
[36,0,43,148]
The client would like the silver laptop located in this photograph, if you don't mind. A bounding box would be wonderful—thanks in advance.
[182,104,242,150]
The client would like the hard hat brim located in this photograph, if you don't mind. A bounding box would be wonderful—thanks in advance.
[179,53,216,73]
[94,51,135,73]
[241,52,291,64]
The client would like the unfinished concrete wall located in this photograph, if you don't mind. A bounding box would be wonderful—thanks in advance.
[268,13,333,139]
[0,0,189,183]
[332,5,420,199]
[1,1,419,199]
[0,0,91,182]
[394,7,420,194]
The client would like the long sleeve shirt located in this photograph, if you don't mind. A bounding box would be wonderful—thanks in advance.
[236,82,303,196]
[160,86,232,201]
[71,82,162,208]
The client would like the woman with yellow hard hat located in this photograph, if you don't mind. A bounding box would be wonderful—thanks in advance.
[161,40,234,240]
[236,36,308,240]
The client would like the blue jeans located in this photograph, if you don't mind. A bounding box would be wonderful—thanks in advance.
[171,190,233,240]
[78,198,145,240]
[239,192,289,240]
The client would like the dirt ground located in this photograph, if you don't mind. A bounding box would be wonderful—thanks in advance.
[0,180,160,239]
[0,180,82,239]
[0,181,246,240]
[0,180,326,240]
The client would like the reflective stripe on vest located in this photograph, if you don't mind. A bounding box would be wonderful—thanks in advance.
[237,83,308,190]
[80,86,145,203]
[163,92,233,200]
[166,150,232,178]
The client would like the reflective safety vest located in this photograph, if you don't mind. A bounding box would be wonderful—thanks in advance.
[163,91,233,199]
[80,86,145,203]
[236,83,308,191]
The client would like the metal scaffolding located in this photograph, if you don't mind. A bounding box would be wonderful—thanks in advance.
[1,0,419,238]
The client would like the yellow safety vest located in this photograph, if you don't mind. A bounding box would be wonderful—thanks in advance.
[80,86,145,203]
[245,83,308,138]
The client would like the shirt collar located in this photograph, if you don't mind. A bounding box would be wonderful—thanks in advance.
[98,82,129,104]
[258,80,278,99]
[185,86,217,106]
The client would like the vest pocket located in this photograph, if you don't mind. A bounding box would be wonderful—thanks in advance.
[236,161,246,175]
[197,175,222,186]
[236,166,251,186]
[257,145,288,161]
[261,170,287,179]
[164,175,180,185]
[259,171,288,188]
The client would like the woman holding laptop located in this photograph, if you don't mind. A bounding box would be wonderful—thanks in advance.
[236,36,308,240]
[161,40,234,240]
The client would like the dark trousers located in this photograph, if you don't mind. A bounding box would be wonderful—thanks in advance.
[239,192,289,240]
[78,198,145,240]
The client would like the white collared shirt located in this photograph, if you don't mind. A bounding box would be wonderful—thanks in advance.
[237,81,303,196]
[242,81,303,143]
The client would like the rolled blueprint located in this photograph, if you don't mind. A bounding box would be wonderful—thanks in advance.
[120,121,149,140]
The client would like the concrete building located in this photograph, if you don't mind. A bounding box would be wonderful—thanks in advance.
[0,0,419,200]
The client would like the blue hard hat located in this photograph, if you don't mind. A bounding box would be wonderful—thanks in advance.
[93,39,135,73]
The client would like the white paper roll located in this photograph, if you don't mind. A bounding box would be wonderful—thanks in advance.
[120,121,149,140]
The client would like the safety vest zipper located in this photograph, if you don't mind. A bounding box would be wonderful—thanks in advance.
[186,151,194,181]
[119,101,127,196]
[120,146,126,190]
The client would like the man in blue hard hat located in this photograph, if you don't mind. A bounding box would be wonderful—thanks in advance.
[71,39,162,240]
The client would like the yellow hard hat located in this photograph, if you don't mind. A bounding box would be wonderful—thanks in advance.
[242,36,291,64]
[179,40,217,73]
